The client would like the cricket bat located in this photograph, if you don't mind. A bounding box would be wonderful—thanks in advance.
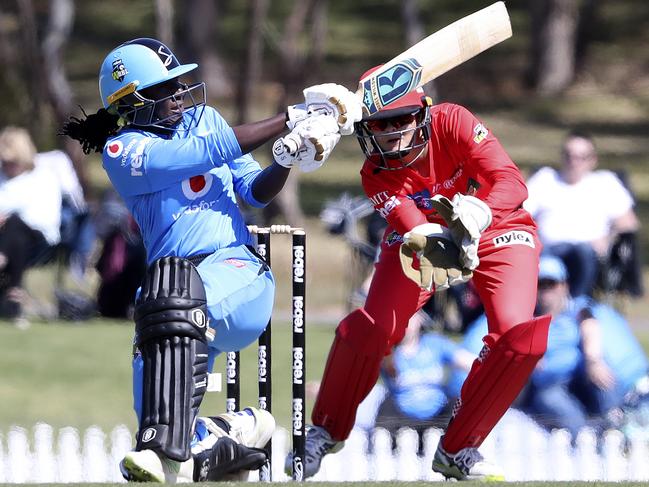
[357,1,512,115]
[280,2,511,156]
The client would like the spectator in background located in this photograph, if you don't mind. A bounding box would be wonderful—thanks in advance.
[524,130,639,297]
[453,255,649,439]
[373,310,474,453]
[94,189,146,319]
[36,149,96,282]
[0,127,62,326]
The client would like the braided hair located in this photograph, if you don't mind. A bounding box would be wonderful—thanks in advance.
[60,107,121,154]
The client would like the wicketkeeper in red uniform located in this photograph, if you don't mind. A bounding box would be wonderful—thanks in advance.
[287,66,551,481]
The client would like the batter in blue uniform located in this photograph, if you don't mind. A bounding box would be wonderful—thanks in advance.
[63,37,362,482]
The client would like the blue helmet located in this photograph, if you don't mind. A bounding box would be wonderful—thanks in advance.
[98,38,206,131]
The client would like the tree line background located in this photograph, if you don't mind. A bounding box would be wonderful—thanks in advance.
[0,0,647,228]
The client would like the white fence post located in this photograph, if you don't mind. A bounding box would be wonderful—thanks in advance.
[1,415,649,482]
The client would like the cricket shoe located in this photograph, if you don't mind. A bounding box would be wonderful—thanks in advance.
[120,449,194,483]
[192,436,268,481]
[284,425,344,479]
[214,407,276,448]
[432,443,505,481]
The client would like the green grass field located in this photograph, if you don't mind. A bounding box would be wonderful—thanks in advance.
[0,318,336,433]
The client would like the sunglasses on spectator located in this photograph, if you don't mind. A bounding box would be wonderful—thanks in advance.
[537,278,562,290]
[366,113,417,132]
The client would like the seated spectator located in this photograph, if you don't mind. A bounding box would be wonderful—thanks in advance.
[524,130,640,297]
[94,189,146,319]
[36,149,95,281]
[373,310,474,453]
[453,255,649,439]
[0,127,63,325]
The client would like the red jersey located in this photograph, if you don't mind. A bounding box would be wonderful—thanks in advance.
[361,103,531,237]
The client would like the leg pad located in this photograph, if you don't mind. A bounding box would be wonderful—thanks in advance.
[442,315,551,452]
[135,257,209,461]
[311,308,391,440]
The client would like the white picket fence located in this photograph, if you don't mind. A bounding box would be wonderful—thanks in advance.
[2,409,649,482]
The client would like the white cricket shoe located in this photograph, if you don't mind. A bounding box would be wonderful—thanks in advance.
[215,407,276,448]
[432,443,505,481]
[120,449,194,483]
[284,425,343,479]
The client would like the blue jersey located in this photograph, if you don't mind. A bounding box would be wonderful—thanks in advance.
[122,107,278,424]
[591,302,648,391]
[383,332,459,420]
[102,106,264,263]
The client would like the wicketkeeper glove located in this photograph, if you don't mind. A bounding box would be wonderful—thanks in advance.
[399,223,473,292]
[273,114,341,173]
[287,83,363,136]
[429,193,492,270]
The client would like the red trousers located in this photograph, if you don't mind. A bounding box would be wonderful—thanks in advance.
[312,211,543,442]
[368,220,541,346]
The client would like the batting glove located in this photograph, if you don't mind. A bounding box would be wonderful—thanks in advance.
[287,83,362,136]
[273,114,341,173]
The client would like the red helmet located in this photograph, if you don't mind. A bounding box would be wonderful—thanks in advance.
[355,65,432,170]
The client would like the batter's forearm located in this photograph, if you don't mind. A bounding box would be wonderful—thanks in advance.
[232,113,287,155]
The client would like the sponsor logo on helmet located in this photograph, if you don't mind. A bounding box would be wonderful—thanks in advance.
[111,58,128,82]
[473,123,489,144]
[141,428,157,442]
[157,45,173,67]
[106,140,124,158]
[362,58,423,113]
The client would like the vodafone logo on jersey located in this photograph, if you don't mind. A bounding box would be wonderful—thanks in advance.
[106,140,124,158]
[182,173,213,200]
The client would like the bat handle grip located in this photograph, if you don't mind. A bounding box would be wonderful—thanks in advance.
[282,132,302,155]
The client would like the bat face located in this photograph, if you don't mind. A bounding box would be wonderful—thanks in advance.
[360,59,423,114]
[357,1,512,116]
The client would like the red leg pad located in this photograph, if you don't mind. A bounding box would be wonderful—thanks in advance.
[311,308,391,441]
[442,315,551,453]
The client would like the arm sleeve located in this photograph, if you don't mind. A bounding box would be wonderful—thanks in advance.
[441,104,528,225]
[230,154,266,208]
[361,170,427,236]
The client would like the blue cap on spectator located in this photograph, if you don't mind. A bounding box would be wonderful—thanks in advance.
[539,255,568,282]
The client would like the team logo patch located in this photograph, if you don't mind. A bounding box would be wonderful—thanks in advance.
[182,173,213,200]
[362,58,423,113]
[408,189,432,209]
[492,230,535,248]
[223,258,246,268]
[111,58,128,82]
[141,428,157,442]
[106,140,123,158]
[473,123,489,144]
[191,309,207,328]
[385,230,404,246]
